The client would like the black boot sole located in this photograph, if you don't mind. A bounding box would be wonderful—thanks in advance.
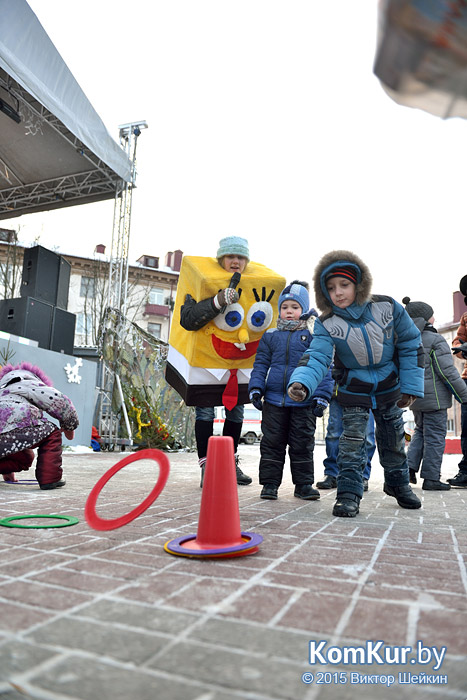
[40,479,66,490]
[332,506,359,517]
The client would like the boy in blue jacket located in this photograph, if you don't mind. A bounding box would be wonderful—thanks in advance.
[249,280,333,500]
[287,251,425,517]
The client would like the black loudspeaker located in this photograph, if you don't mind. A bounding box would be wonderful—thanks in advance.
[0,297,54,348]
[20,245,70,308]
[56,257,71,309]
[50,308,76,354]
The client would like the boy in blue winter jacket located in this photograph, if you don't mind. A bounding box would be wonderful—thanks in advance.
[249,280,333,500]
[287,251,425,517]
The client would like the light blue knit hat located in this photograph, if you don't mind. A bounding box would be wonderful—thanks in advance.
[216,236,250,262]
[278,280,310,314]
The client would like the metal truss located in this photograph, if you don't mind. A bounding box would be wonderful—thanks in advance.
[97,121,148,449]
[0,70,125,219]
[0,168,120,218]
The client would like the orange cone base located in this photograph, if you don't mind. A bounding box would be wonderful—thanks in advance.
[164,531,262,558]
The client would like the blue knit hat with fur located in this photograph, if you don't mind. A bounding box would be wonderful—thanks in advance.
[278,280,310,314]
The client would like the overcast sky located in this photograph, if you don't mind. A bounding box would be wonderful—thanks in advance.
[5,1,467,325]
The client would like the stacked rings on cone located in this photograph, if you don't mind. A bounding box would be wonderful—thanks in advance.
[164,436,263,559]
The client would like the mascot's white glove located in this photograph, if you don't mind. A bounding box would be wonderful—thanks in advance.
[214,288,239,309]
[288,382,307,402]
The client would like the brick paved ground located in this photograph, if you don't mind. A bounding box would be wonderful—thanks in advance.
[0,442,466,700]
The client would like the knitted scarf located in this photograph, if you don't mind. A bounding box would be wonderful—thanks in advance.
[277,318,309,332]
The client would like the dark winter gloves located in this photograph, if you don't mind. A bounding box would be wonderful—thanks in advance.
[311,397,328,417]
[249,390,263,411]
[214,288,239,310]
[288,382,307,402]
[397,394,416,408]
[452,342,467,359]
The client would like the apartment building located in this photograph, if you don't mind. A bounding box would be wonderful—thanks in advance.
[0,230,182,347]
[65,247,182,346]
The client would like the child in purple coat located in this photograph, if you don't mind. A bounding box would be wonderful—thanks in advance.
[0,362,79,489]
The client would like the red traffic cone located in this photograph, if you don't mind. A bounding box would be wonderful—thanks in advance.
[164,436,262,558]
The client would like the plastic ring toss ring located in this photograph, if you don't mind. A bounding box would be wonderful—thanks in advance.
[0,514,79,528]
[85,449,170,531]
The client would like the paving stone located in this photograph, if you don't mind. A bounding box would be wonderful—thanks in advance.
[27,617,170,664]
[0,579,92,611]
[0,600,49,633]
[0,640,52,677]
[26,656,206,700]
[188,617,310,661]
[74,599,200,634]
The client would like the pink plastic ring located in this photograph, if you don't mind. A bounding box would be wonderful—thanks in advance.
[85,449,170,531]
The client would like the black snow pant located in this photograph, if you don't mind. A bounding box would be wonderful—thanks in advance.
[258,402,317,486]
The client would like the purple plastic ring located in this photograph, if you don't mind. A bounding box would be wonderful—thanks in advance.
[164,531,263,557]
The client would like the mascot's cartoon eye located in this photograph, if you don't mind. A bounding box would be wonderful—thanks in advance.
[213,303,245,332]
[247,302,274,332]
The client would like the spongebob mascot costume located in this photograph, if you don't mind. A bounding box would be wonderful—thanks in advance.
[166,237,285,484]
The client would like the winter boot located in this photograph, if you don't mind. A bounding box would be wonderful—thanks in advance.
[199,457,207,488]
[260,484,278,499]
[409,468,417,484]
[2,473,18,482]
[447,472,467,488]
[316,475,337,489]
[422,479,451,491]
[383,482,421,509]
[294,484,320,500]
[333,493,360,518]
[235,454,252,485]
[40,479,66,490]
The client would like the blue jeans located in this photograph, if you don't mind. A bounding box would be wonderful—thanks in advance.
[195,405,244,422]
[323,398,375,479]
[195,404,245,460]
[337,403,408,498]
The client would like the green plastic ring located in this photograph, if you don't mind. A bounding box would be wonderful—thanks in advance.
[0,514,79,529]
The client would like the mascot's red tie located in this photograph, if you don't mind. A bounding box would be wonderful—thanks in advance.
[222,369,238,411]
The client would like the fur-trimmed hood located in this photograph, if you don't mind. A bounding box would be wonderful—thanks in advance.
[313,249,373,315]
[0,362,53,388]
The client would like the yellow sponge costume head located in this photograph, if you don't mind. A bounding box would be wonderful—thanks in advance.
[166,255,285,406]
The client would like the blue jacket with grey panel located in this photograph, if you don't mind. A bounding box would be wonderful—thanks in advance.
[288,250,425,409]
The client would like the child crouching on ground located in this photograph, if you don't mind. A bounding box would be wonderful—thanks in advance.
[248,280,333,500]
[287,251,424,517]
[0,362,79,489]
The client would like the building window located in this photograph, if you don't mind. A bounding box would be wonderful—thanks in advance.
[148,322,161,339]
[76,312,93,337]
[148,287,164,305]
[80,276,95,298]
[447,418,455,432]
